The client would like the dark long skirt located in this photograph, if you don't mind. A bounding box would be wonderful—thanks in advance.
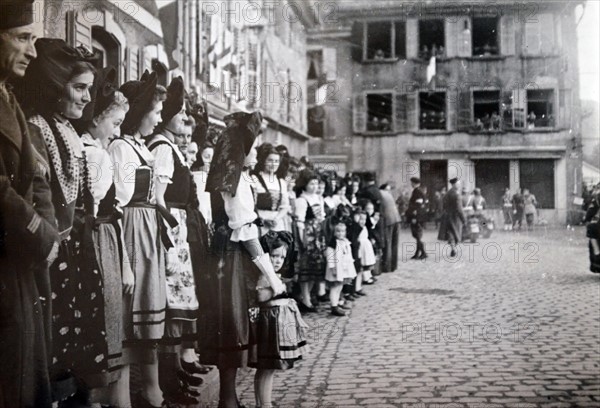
[50,215,108,400]
[296,219,326,282]
[197,230,259,368]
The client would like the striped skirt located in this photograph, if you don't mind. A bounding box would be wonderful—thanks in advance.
[122,207,166,347]
[251,298,309,370]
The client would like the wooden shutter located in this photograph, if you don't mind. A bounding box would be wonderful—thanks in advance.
[457,17,471,57]
[67,10,92,50]
[350,22,364,62]
[500,15,515,56]
[523,18,540,55]
[457,88,472,131]
[353,92,366,133]
[559,88,572,129]
[323,48,337,81]
[406,19,419,59]
[126,47,139,81]
[539,13,555,54]
[406,91,418,131]
[446,91,456,131]
[395,92,407,133]
[512,88,526,128]
[445,18,457,58]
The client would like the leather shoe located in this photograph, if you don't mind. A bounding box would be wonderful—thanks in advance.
[331,306,346,316]
[177,369,203,387]
[181,359,212,375]
[355,290,367,297]
[297,302,317,313]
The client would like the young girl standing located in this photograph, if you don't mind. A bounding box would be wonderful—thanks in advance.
[325,222,356,316]
[356,210,376,292]
[251,231,309,408]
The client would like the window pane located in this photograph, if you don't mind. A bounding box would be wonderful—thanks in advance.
[419,19,445,59]
[367,93,393,131]
[472,17,499,56]
[527,89,555,128]
[419,92,446,130]
[473,91,501,130]
[367,22,392,60]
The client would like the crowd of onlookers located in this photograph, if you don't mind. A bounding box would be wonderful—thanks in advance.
[0,4,406,406]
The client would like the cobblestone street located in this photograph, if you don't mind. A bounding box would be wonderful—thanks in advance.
[236,226,600,407]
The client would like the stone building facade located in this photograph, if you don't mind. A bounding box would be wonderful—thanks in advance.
[307,0,584,224]
[37,0,170,85]
[159,0,317,157]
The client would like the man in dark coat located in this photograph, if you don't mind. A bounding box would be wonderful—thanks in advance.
[0,2,59,406]
[437,178,465,257]
[406,177,427,260]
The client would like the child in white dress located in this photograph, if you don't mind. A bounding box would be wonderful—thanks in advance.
[325,222,356,316]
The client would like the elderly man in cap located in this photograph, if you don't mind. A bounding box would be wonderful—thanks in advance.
[0,1,60,407]
[437,177,465,257]
[406,177,427,260]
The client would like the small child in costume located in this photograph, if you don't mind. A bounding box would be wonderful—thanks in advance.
[346,209,374,298]
[205,111,286,300]
[325,222,357,316]
[251,231,309,408]
[356,210,377,292]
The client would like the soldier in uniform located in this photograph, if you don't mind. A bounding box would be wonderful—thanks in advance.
[0,1,60,406]
[406,177,427,260]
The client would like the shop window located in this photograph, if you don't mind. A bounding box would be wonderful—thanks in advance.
[473,90,501,131]
[366,93,393,132]
[474,160,510,208]
[519,159,555,209]
[419,92,446,130]
[419,20,445,59]
[527,89,555,128]
[472,17,499,56]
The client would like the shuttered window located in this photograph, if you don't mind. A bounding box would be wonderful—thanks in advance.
[67,10,92,50]
[523,12,556,55]
[500,15,515,56]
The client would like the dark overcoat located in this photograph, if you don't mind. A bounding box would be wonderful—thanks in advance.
[437,187,466,243]
[0,91,58,408]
